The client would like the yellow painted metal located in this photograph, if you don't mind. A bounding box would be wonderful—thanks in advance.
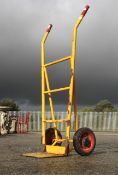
[66,12,89,137]
[40,6,90,155]
[73,78,79,131]
[23,152,65,158]
[44,86,70,94]
[46,145,66,155]
[41,32,49,145]
[51,138,74,146]
[44,67,58,139]
[66,15,86,139]
[44,56,71,67]
[45,119,69,123]
[54,138,67,142]
[22,6,90,159]
[69,139,73,143]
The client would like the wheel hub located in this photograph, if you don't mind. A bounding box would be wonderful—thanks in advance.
[82,137,91,148]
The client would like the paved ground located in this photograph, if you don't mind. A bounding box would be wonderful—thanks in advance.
[0,132,118,175]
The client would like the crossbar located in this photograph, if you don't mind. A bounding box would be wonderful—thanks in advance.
[44,119,70,123]
[53,139,73,142]
[44,56,71,67]
[44,86,70,93]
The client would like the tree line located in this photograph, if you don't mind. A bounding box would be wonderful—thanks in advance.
[0,98,117,112]
[80,99,117,112]
[0,98,19,111]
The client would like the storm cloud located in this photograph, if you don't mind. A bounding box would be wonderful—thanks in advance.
[0,0,118,110]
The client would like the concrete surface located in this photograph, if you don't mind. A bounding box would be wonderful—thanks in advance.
[0,132,118,175]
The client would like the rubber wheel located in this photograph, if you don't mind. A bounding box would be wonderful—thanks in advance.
[73,127,96,156]
[45,128,62,146]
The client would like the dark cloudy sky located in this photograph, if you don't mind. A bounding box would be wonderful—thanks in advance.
[0,0,118,110]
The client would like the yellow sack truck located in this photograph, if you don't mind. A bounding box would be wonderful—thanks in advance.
[23,5,96,158]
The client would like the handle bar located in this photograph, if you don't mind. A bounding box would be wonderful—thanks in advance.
[46,24,53,33]
[81,5,90,17]
[45,5,89,33]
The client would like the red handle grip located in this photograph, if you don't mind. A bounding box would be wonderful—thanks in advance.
[81,5,90,16]
[46,24,53,32]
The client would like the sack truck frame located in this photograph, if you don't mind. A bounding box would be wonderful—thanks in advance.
[23,5,96,158]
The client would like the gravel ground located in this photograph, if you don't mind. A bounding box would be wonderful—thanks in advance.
[0,132,118,175]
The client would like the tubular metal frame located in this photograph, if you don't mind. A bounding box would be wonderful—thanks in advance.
[41,5,90,155]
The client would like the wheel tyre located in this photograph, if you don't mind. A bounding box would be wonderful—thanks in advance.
[45,128,62,146]
[73,127,96,156]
